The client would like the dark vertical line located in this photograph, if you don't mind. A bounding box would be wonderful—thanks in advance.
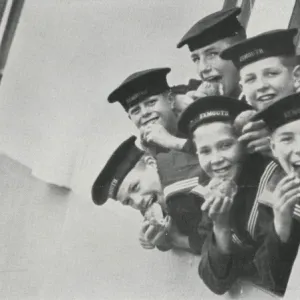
[0,0,8,25]
[288,0,300,54]
[239,0,255,29]
[222,0,238,10]
[0,0,25,81]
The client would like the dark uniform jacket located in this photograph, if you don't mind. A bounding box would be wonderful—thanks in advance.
[254,161,300,296]
[198,154,275,295]
[156,149,211,254]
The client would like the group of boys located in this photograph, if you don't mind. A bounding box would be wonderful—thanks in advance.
[91,7,300,297]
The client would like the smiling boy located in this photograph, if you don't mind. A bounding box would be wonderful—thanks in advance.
[221,28,300,112]
[92,136,210,254]
[251,93,300,295]
[177,7,270,156]
[178,96,274,295]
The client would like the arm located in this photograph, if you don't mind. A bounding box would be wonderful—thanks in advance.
[252,176,300,295]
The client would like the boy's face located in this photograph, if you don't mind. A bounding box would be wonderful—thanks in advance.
[128,93,177,134]
[240,56,295,111]
[190,38,240,97]
[271,119,300,177]
[116,157,163,213]
[193,122,244,181]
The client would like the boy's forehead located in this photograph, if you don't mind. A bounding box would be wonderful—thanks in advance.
[128,93,164,109]
[240,56,285,75]
[191,38,230,55]
[273,119,300,136]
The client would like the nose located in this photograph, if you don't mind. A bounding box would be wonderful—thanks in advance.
[198,58,212,78]
[210,151,225,166]
[293,136,300,155]
[131,194,147,211]
[256,76,270,92]
[140,103,151,117]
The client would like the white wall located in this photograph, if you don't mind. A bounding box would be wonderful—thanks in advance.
[0,0,223,196]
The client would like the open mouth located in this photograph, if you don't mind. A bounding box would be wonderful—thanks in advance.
[257,94,276,103]
[141,116,160,126]
[146,194,158,210]
[204,75,222,83]
[291,162,300,176]
[213,165,232,176]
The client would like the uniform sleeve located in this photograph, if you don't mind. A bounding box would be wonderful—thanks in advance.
[253,216,300,296]
[166,193,210,254]
[198,232,238,295]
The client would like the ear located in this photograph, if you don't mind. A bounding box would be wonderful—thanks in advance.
[128,114,132,121]
[269,136,277,159]
[292,65,300,92]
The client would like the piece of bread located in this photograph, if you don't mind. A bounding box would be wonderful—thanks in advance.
[234,110,256,135]
[144,202,166,227]
[208,178,238,199]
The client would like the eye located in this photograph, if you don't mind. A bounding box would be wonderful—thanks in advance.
[145,98,157,106]
[220,140,234,150]
[191,55,200,63]
[244,76,255,84]
[129,181,140,193]
[198,147,211,155]
[129,106,140,115]
[207,51,218,59]
[265,70,280,77]
[279,136,293,143]
[122,198,131,206]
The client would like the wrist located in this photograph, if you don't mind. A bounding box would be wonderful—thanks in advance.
[213,225,232,254]
[274,219,292,243]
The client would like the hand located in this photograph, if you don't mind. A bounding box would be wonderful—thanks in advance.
[201,195,233,229]
[186,81,223,100]
[141,123,186,151]
[238,120,271,155]
[172,94,194,117]
[273,174,300,242]
[139,216,172,248]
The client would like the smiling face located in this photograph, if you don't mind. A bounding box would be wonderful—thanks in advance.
[240,56,296,111]
[271,119,300,177]
[191,37,240,97]
[127,92,178,134]
[193,122,245,181]
[116,156,163,213]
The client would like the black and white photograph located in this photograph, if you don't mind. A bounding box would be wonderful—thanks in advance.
[1,0,300,299]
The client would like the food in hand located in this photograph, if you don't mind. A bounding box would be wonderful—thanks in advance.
[233,110,256,135]
[144,202,166,227]
[199,81,223,96]
[208,178,238,199]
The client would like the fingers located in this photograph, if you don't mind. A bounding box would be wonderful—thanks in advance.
[220,196,233,213]
[139,236,155,249]
[276,193,300,213]
[201,195,215,211]
[140,220,151,234]
[238,128,269,144]
[208,196,223,218]
[277,174,300,195]
[247,137,270,153]
[242,120,266,133]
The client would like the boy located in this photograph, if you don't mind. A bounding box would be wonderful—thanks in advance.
[177,7,269,156]
[220,28,300,157]
[92,136,210,254]
[177,96,274,295]
[221,28,300,112]
[251,93,300,296]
